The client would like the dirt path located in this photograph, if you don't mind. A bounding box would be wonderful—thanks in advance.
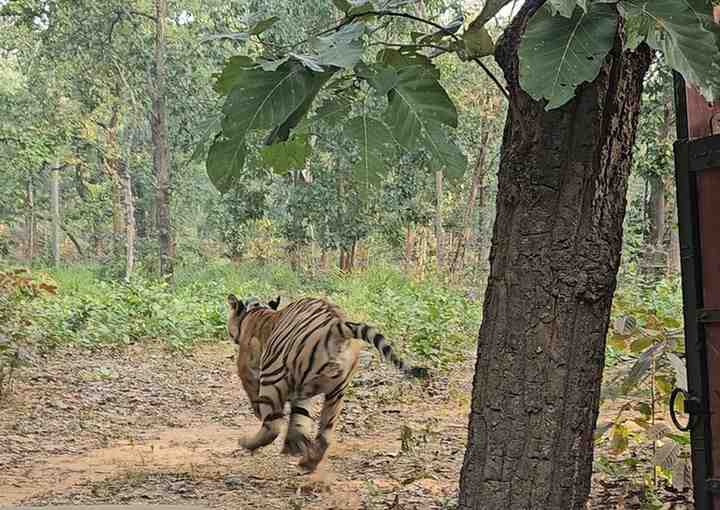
[0,342,691,509]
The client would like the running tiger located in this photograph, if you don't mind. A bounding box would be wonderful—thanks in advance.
[226,294,428,472]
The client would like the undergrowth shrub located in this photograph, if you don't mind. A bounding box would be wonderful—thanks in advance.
[3,260,480,366]
[0,268,55,399]
[597,269,690,496]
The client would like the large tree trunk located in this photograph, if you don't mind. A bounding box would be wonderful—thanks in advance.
[49,163,61,266]
[458,6,652,509]
[151,0,175,279]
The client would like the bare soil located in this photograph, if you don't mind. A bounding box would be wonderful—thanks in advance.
[0,343,692,509]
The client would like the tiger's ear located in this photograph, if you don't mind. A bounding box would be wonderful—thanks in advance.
[268,296,281,310]
[227,294,245,313]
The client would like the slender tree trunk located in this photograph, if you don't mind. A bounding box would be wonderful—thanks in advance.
[434,170,445,271]
[151,0,175,279]
[116,158,136,278]
[25,175,35,261]
[404,224,416,271]
[102,110,125,259]
[647,173,665,250]
[458,6,652,509]
[49,163,61,266]
[451,128,491,274]
[350,240,357,271]
[320,249,328,272]
[92,218,103,258]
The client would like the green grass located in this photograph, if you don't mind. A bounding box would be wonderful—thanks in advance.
[1,260,482,366]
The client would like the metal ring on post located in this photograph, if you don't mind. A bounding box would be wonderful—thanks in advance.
[669,387,692,432]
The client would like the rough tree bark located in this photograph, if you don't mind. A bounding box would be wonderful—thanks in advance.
[458,4,652,509]
[151,0,175,279]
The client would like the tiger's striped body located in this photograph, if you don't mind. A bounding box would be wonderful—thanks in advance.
[226,295,426,471]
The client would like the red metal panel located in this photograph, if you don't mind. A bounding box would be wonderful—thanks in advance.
[685,8,720,507]
[685,8,720,141]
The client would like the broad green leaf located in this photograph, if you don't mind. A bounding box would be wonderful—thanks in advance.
[548,0,579,17]
[213,56,254,95]
[264,71,334,144]
[260,134,311,174]
[208,61,334,192]
[423,122,467,179]
[332,0,352,12]
[619,0,719,100]
[222,62,331,136]
[462,22,495,58]
[377,49,438,76]
[384,65,458,148]
[610,423,629,453]
[344,116,395,184]
[519,3,618,110]
[313,95,355,124]
[621,340,667,394]
[206,135,246,194]
[313,23,366,69]
[358,63,399,95]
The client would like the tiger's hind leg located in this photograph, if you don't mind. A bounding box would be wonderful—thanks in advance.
[298,389,346,472]
[281,397,314,456]
[238,380,288,453]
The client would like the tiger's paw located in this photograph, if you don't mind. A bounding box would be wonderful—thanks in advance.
[281,432,312,457]
[297,437,329,473]
[237,436,258,455]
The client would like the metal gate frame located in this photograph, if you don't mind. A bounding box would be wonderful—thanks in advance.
[673,68,720,510]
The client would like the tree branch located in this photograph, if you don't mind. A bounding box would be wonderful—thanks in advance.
[324,10,509,99]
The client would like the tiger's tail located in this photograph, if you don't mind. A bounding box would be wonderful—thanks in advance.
[343,321,428,378]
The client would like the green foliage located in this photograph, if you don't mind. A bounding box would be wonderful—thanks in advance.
[0,268,56,399]
[619,0,720,100]
[598,269,690,493]
[205,6,478,193]
[208,60,332,192]
[519,0,720,109]
[3,261,478,367]
[519,3,619,110]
